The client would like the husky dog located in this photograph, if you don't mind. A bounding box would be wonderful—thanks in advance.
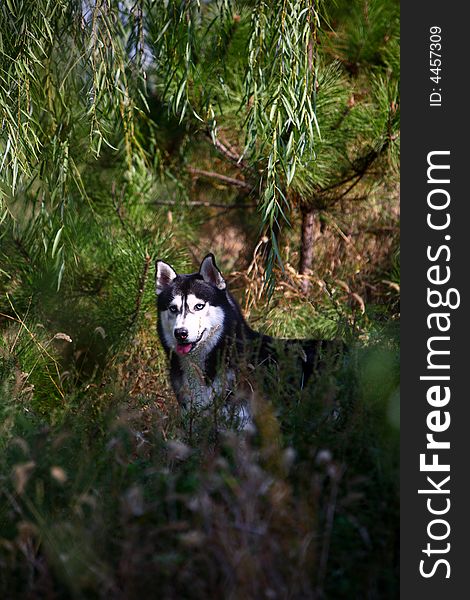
[155,254,343,427]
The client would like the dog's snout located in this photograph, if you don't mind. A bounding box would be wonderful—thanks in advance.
[174,327,189,341]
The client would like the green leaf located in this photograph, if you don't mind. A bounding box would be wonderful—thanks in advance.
[51,227,63,259]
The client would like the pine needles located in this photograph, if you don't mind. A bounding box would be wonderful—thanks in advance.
[0,3,400,596]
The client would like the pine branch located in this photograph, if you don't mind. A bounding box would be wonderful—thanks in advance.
[321,146,388,198]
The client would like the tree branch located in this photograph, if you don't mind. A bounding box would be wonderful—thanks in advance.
[187,167,252,192]
[149,199,257,209]
[205,131,254,174]
[322,143,390,197]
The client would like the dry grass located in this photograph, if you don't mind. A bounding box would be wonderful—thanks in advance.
[186,177,399,322]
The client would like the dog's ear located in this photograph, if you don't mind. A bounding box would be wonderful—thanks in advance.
[156,260,177,295]
[199,253,226,290]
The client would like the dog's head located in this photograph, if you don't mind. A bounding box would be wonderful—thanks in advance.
[155,254,227,357]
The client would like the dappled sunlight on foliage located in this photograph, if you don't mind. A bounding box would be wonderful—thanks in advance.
[1,0,399,597]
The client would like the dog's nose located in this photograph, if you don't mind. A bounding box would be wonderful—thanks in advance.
[174,328,189,342]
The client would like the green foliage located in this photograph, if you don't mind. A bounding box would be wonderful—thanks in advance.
[0,1,400,596]
[1,0,399,288]
[0,0,148,195]
[323,0,399,75]
[143,0,322,281]
[242,1,320,259]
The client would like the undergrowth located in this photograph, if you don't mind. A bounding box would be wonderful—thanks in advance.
[0,281,399,599]
[0,168,399,598]
[0,181,399,598]
[0,1,399,596]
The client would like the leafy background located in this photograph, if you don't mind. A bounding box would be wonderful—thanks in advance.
[1,1,399,598]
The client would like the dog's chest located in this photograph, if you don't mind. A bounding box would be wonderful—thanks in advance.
[177,353,235,410]
[182,359,209,407]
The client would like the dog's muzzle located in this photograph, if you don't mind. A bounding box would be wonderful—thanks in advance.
[174,329,206,356]
[174,327,189,342]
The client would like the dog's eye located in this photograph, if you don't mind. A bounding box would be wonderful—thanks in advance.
[194,303,205,311]
[169,305,178,314]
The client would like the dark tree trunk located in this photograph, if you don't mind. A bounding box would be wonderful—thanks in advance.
[299,207,319,294]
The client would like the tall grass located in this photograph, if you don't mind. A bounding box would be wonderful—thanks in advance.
[1,2,399,595]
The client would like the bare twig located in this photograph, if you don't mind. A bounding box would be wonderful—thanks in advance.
[187,166,252,192]
[129,252,151,329]
[322,145,389,197]
[211,134,246,167]
[149,200,257,210]
[205,131,255,175]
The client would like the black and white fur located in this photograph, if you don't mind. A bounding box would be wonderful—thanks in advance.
[156,254,341,426]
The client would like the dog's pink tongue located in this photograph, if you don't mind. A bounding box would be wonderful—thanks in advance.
[176,343,192,356]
